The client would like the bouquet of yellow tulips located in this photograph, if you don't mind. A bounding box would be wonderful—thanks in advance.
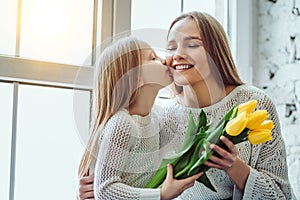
[145,100,274,192]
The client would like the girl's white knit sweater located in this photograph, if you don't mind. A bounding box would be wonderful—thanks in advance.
[94,108,161,200]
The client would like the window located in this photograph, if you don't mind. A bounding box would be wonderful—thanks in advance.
[0,0,94,66]
[0,83,13,200]
[131,0,227,31]
[13,85,90,200]
[0,0,18,56]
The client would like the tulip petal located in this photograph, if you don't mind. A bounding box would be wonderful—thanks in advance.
[237,100,258,114]
[247,110,269,130]
[248,129,272,145]
[226,111,248,136]
[257,120,274,130]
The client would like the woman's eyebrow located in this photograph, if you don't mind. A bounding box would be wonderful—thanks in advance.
[184,36,202,41]
[167,36,202,43]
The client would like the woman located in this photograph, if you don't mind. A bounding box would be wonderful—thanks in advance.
[78,36,202,200]
[79,12,293,199]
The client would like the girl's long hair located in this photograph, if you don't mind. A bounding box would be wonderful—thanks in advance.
[168,11,243,94]
[78,37,143,177]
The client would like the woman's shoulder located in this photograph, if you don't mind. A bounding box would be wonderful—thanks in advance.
[232,84,276,109]
[234,84,266,95]
[232,84,270,101]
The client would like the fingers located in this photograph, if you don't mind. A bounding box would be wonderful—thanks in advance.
[79,174,94,184]
[79,183,94,193]
[180,172,202,191]
[180,171,203,186]
[78,174,94,200]
[79,191,94,200]
[165,164,173,180]
[190,172,203,180]
[208,136,238,171]
[220,136,238,155]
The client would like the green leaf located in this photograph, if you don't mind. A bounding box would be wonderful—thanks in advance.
[188,139,213,176]
[145,166,167,188]
[174,138,205,178]
[173,149,193,175]
[196,110,207,131]
[179,110,198,152]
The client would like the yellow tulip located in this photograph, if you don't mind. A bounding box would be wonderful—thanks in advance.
[257,120,274,130]
[248,129,272,145]
[236,100,258,115]
[246,110,269,130]
[226,111,248,136]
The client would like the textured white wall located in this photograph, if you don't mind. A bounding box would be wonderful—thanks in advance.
[255,0,300,198]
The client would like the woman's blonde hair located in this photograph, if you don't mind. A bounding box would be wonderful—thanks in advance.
[168,11,243,94]
[78,36,143,177]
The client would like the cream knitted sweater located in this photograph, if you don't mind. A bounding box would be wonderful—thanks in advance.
[159,84,293,200]
[94,108,161,200]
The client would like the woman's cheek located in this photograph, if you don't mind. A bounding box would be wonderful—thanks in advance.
[165,55,173,67]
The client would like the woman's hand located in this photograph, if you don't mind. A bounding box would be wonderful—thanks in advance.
[160,164,203,200]
[204,136,238,172]
[78,174,94,200]
[204,136,250,191]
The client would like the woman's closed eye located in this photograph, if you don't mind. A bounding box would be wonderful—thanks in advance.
[187,43,200,48]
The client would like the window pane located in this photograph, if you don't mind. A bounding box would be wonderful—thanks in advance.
[14,85,90,200]
[20,0,94,66]
[0,0,18,56]
[184,0,227,30]
[0,82,13,200]
[131,0,181,30]
[183,0,216,14]
[131,0,181,59]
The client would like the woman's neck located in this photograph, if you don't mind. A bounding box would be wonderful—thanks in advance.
[177,80,234,108]
[129,85,159,116]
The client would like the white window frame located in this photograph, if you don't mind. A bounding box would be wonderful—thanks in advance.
[229,0,256,84]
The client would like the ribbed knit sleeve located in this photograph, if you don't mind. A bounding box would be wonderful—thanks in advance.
[242,91,292,199]
[159,84,293,200]
[94,109,161,200]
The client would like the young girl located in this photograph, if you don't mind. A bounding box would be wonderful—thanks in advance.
[77,36,202,200]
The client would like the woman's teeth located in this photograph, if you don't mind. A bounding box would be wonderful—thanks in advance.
[175,65,193,70]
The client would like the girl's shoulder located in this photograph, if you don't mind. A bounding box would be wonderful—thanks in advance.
[103,110,133,133]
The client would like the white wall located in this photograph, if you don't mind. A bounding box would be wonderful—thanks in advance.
[252,0,300,198]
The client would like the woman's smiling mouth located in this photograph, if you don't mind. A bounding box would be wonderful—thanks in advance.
[174,64,194,70]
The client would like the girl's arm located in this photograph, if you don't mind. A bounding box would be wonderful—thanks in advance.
[94,112,202,200]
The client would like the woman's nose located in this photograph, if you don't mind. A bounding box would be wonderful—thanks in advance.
[172,47,186,60]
